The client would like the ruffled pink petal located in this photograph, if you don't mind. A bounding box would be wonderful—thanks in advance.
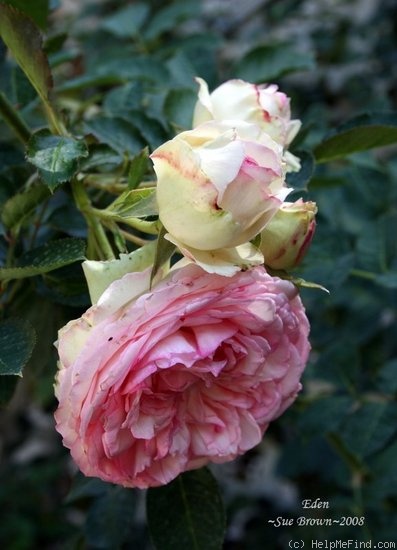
[54,265,310,488]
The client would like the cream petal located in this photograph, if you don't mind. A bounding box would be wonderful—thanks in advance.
[165,236,264,276]
[192,77,214,126]
[198,139,244,199]
[83,242,156,305]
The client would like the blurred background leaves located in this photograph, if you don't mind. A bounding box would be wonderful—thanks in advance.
[0,0,396,548]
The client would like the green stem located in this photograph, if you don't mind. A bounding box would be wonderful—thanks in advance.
[0,91,31,144]
[326,433,369,477]
[85,175,156,191]
[43,101,68,136]
[352,474,373,541]
[89,218,115,261]
[84,175,128,194]
[72,180,115,260]
[5,236,16,269]
[91,207,159,235]
[29,198,50,248]
[326,432,372,539]
[350,269,377,280]
[117,227,149,247]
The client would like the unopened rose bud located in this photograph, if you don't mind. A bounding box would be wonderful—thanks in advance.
[193,78,301,151]
[260,200,317,270]
[151,121,291,252]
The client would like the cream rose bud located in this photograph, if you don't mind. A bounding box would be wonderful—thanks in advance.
[151,121,291,251]
[193,78,301,150]
[260,200,317,270]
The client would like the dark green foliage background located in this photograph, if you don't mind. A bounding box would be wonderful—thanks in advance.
[0,0,396,548]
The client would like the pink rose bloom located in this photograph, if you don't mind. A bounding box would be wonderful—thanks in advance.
[54,264,310,489]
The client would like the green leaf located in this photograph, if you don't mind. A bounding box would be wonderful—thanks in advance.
[58,58,169,93]
[366,441,397,502]
[356,212,397,276]
[340,401,397,458]
[128,147,149,190]
[58,73,127,93]
[166,52,199,89]
[298,395,353,435]
[0,0,49,30]
[0,318,36,376]
[144,1,200,41]
[27,130,88,191]
[85,486,137,549]
[234,43,315,83]
[164,89,197,130]
[314,113,397,163]
[377,359,397,394]
[313,339,360,389]
[103,82,143,115]
[146,468,226,550]
[374,272,397,289]
[268,269,329,293]
[0,238,86,281]
[39,264,89,307]
[48,48,80,70]
[300,251,355,290]
[327,432,368,476]
[106,187,158,219]
[0,3,53,106]
[9,66,37,108]
[283,275,329,293]
[0,88,32,144]
[122,111,168,150]
[84,117,145,156]
[101,3,149,38]
[286,150,315,191]
[65,475,108,504]
[79,144,122,172]
[355,222,382,273]
[150,224,175,287]
[43,31,68,55]
[1,182,50,233]
[82,241,156,304]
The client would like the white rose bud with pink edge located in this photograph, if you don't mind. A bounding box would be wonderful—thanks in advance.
[260,199,317,270]
[193,78,302,171]
[151,121,291,263]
